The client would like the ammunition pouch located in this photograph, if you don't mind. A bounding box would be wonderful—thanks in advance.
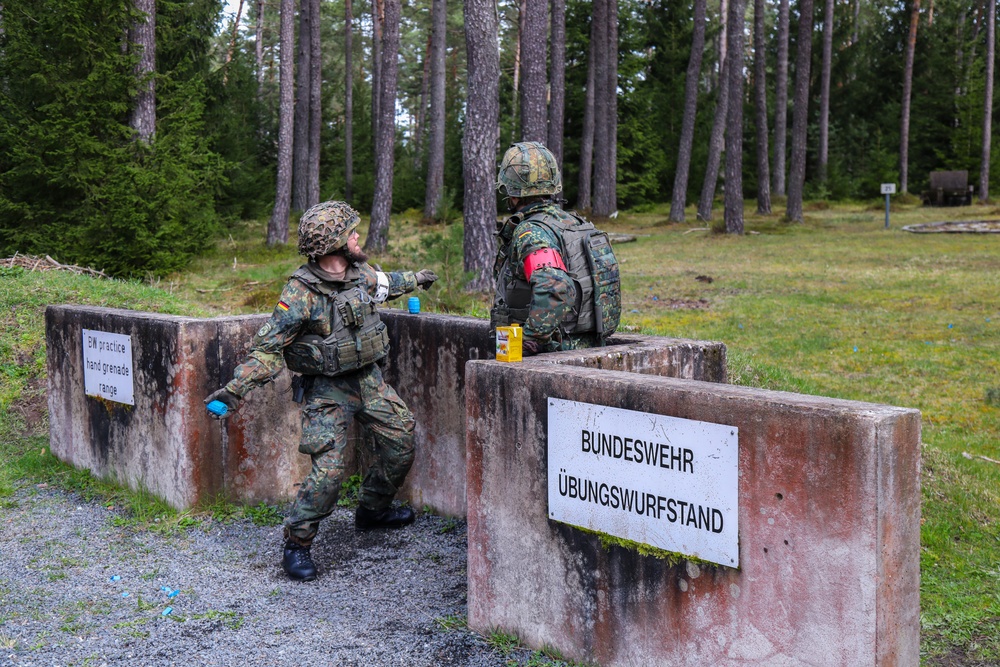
[283,321,390,377]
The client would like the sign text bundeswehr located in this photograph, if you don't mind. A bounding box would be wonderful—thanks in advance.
[82,329,135,405]
[547,397,739,567]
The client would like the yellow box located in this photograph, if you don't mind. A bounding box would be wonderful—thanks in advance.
[495,324,523,362]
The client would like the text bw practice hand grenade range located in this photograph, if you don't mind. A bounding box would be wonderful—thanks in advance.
[495,324,522,362]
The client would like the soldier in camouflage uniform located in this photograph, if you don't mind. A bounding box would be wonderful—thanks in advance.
[204,201,438,581]
[492,142,621,355]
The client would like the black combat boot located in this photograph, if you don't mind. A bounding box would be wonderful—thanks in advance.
[282,541,317,581]
[355,504,416,531]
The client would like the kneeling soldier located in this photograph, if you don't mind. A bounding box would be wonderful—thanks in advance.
[205,201,438,581]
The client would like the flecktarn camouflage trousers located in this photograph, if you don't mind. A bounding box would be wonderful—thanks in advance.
[284,363,415,545]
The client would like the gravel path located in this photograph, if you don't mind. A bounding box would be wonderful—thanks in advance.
[0,486,538,667]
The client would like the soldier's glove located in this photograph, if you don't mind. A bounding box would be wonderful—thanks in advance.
[522,339,541,357]
[204,388,241,419]
[415,269,439,290]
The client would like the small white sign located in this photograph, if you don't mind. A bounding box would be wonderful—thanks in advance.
[82,329,134,405]
[881,183,897,195]
[547,398,739,567]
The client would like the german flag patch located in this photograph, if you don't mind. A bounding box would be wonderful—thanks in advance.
[277,301,290,312]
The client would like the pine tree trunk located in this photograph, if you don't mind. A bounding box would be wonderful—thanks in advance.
[268,0,296,246]
[980,0,995,201]
[724,0,747,234]
[365,0,399,254]
[853,0,860,44]
[345,0,354,203]
[697,53,730,222]
[307,0,321,207]
[590,0,609,215]
[424,0,447,219]
[511,0,524,144]
[602,0,618,214]
[753,0,771,214]
[718,0,729,74]
[577,16,596,212]
[416,32,431,163]
[462,0,500,290]
[668,0,707,223]
[224,0,245,81]
[818,0,834,183]
[786,0,815,222]
[371,0,383,151]
[900,0,919,194]
[772,0,790,196]
[520,0,547,142]
[128,0,156,143]
[548,0,566,167]
[593,0,618,217]
[293,0,311,211]
[256,0,265,93]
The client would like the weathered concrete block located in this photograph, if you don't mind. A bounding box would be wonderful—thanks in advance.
[215,315,309,505]
[379,308,727,517]
[47,304,727,517]
[377,311,494,516]
[47,306,223,509]
[466,362,920,666]
[46,306,303,509]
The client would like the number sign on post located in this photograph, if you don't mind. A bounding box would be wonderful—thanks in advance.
[881,183,896,229]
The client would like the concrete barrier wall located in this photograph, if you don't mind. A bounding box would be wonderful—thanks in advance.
[46,305,727,516]
[46,306,307,509]
[465,362,921,666]
[379,309,727,516]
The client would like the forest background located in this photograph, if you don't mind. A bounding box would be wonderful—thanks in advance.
[2,0,998,278]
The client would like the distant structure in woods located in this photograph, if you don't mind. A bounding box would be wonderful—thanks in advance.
[922,170,974,206]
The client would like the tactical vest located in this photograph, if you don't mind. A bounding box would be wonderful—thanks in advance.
[282,265,390,376]
[493,210,621,341]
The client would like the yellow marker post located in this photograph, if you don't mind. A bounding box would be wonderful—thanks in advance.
[495,324,523,362]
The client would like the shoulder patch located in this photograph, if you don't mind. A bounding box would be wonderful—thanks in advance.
[256,321,274,338]
[277,301,290,312]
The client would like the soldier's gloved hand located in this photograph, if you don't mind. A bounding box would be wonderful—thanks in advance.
[522,339,542,357]
[415,269,439,290]
[204,388,241,419]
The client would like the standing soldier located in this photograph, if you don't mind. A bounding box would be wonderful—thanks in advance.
[492,142,621,355]
[204,201,438,581]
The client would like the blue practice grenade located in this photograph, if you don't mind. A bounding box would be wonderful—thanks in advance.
[206,400,229,417]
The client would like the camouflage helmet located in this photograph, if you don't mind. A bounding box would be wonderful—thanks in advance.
[496,142,562,198]
[297,201,361,258]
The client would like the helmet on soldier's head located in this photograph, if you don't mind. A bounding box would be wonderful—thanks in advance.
[297,201,361,258]
[496,142,562,198]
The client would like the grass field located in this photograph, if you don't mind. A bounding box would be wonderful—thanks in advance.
[1,197,999,664]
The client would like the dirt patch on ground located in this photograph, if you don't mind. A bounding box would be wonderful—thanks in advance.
[902,220,1000,233]
[9,376,48,436]
[646,296,710,309]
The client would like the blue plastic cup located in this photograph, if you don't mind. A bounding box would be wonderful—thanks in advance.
[206,400,229,417]
[408,296,420,314]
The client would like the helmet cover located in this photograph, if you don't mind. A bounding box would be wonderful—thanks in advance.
[297,201,361,258]
[496,142,562,198]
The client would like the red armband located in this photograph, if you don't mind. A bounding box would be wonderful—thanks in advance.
[523,248,567,279]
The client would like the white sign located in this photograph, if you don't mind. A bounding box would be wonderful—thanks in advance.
[547,398,739,567]
[881,183,897,195]
[82,329,135,405]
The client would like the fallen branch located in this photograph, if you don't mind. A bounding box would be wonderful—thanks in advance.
[2,253,110,279]
[962,451,1000,465]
